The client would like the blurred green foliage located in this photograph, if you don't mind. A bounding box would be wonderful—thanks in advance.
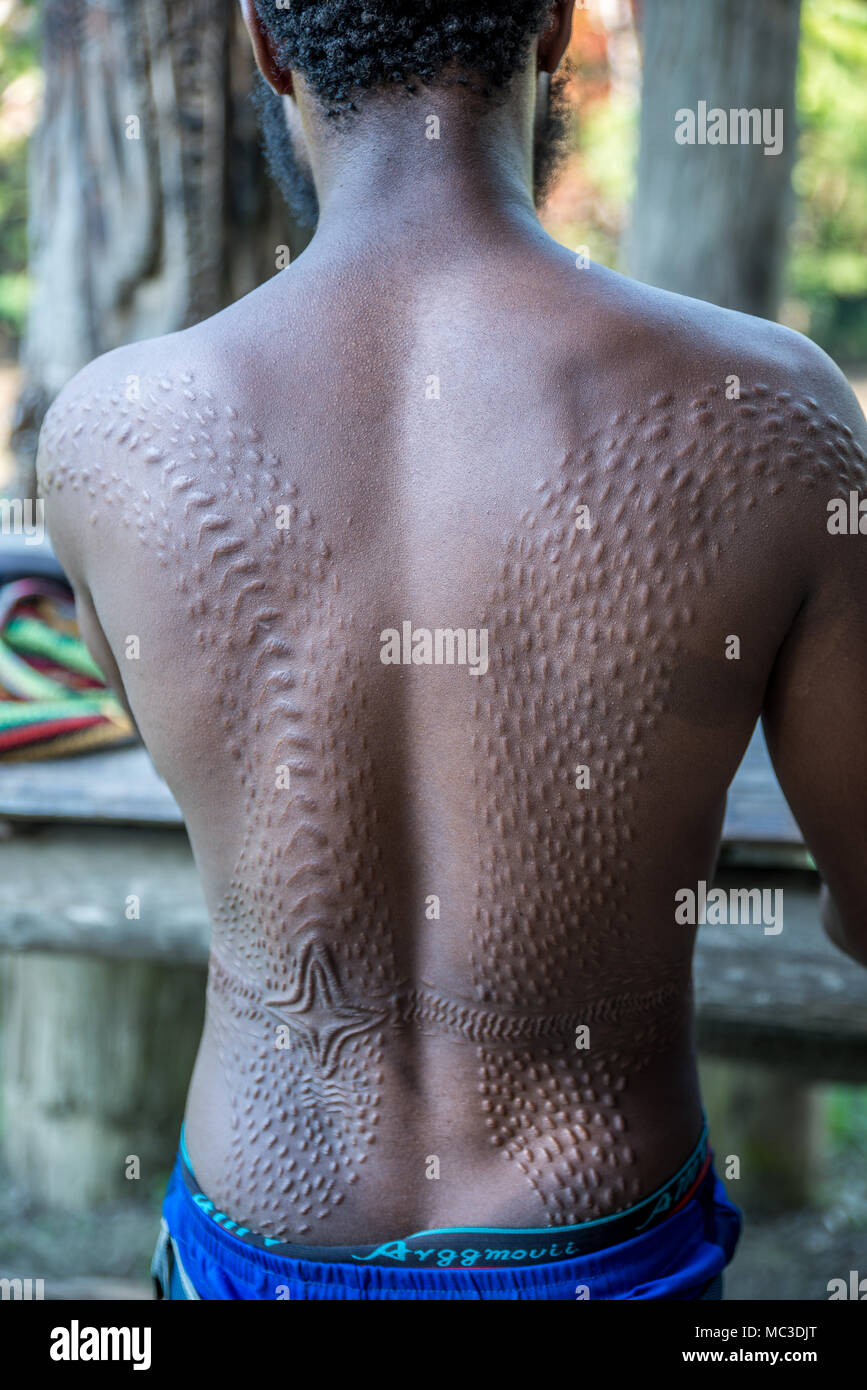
[552,0,867,363]
[571,85,638,273]
[788,0,867,361]
[0,0,38,344]
[827,1084,867,1154]
[0,0,864,364]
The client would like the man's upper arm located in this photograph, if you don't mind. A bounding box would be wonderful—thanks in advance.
[761,356,867,961]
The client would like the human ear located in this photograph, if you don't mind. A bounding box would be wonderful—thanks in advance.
[537,0,574,74]
[239,0,294,97]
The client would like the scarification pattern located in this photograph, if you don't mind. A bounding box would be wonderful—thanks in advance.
[466,383,866,1223]
[207,947,683,1046]
[40,371,401,1233]
[38,372,867,1236]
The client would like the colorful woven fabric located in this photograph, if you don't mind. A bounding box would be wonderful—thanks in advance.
[0,579,134,759]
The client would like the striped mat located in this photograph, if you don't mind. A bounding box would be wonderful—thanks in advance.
[0,578,135,760]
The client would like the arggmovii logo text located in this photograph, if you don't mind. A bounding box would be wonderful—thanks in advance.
[50,1321,152,1370]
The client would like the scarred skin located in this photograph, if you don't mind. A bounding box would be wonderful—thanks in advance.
[38,7,867,1246]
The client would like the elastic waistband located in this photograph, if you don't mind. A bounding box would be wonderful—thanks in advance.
[161,1152,741,1299]
[177,1118,710,1267]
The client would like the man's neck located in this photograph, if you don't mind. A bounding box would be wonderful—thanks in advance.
[299,81,541,250]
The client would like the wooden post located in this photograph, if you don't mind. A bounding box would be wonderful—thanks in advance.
[699,1056,824,1214]
[1,952,205,1209]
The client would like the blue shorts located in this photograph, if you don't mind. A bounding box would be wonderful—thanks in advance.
[151,1143,741,1300]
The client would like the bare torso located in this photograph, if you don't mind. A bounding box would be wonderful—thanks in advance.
[38,234,866,1243]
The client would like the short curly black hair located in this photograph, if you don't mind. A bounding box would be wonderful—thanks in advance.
[253,1,555,114]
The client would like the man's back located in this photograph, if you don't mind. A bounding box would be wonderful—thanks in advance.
[38,237,867,1246]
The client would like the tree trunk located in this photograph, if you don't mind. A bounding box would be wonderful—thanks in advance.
[12,0,305,498]
[629,0,801,317]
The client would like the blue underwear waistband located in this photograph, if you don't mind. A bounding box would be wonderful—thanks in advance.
[177,1118,712,1265]
[160,1138,742,1299]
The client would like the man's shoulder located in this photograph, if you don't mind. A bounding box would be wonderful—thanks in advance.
[36,317,262,589]
[36,273,285,488]
[579,268,867,489]
[593,266,853,410]
[38,330,185,471]
[36,316,245,499]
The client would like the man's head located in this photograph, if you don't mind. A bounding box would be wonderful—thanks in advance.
[243,1,574,228]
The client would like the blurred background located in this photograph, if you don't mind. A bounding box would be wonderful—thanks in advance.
[0,0,864,1299]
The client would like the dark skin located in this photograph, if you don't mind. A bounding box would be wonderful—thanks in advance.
[38,2,867,1245]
